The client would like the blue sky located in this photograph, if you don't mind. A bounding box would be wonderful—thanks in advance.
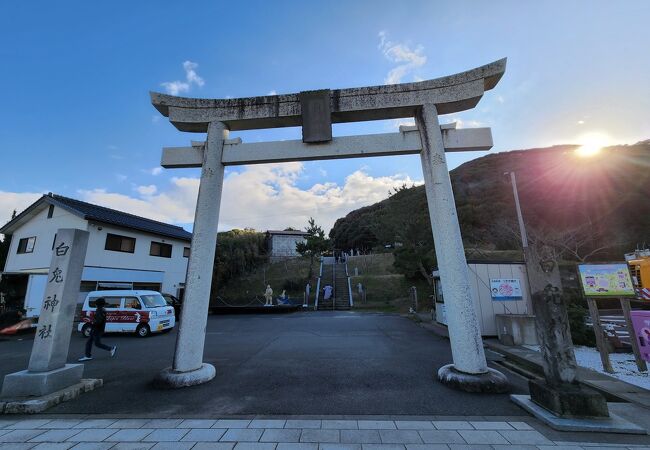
[1,1,648,232]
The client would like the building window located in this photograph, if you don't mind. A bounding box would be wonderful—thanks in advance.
[47,204,54,219]
[183,247,190,258]
[17,237,36,254]
[80,281,98,292]
[105,233,136,253]
[150,241,172,258]
[133,282,162,292]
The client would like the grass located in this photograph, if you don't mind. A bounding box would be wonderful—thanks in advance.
[215,251,434,313]
[216,256,317,303]
[347,253,433,313]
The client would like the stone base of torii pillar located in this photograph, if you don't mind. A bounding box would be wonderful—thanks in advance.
[438,365,510,393]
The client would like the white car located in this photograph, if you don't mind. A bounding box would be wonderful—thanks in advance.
[78,290,175,338]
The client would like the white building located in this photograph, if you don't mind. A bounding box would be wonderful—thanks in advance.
[0,193,191,317]
[266,230,308,260]
[432,261,533,336]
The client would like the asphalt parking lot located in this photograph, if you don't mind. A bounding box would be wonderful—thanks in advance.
[0,311,528,416]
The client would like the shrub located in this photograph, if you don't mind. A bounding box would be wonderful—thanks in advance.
[567,303,596,347]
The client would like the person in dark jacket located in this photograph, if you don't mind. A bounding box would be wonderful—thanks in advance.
[78,297,116,361]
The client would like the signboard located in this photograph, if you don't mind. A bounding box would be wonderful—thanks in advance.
[490,279,523,301]
[578,263,635,298]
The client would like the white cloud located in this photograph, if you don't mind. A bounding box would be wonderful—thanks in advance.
[115,174,127,183]
[160,80,189,96]
[0,191,43,235]
[136,185,157,196]
[267,90,277,96]
[79,182,198,225]
[161,60,205,95]
[446,117,485,129]
[76,164,422,233]
[183,61,204,87]
[378,31,427,85]
[148,167,163,176]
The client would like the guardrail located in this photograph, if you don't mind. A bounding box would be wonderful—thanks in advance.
[344,263,353,308]
[347,276,354,308]
[331,263,335,311]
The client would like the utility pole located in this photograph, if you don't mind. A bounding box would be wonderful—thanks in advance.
[506,171,528,249]
[505,171,535,306]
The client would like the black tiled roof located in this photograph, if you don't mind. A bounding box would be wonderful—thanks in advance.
[49,194,192,241]
[266,230,308,236]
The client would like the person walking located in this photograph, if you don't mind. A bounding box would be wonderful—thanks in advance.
[79,297,116,361]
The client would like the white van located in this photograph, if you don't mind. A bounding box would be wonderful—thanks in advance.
[78,290,175,338]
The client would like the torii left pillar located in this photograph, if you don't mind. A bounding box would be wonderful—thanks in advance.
[155,122,228,387]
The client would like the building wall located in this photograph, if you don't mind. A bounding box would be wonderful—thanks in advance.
[271,234,306,257]
[4,205,190,296]
[467,262,531,336]
[83,222,189,294]
[435,262,531,336]
[4,205,88,272]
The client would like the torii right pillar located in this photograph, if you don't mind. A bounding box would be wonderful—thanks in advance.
[417,104,509,393]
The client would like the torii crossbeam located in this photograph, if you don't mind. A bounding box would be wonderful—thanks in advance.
[151,58,510,394]
[161,124,493,167]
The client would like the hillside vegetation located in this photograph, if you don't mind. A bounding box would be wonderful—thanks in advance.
[330,142,650,281]
[348,253,431,313]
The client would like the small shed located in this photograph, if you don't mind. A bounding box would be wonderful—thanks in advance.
[432,260,532,336]
[266,230,308,260]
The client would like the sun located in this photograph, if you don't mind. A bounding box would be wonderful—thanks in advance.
[575,132,611,158]
[576,143,602,157]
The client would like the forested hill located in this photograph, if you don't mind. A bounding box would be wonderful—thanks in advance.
[330,142,650,263]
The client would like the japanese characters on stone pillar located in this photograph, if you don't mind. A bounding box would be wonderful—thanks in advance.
[1,228,89,398]
[29,229,89,372]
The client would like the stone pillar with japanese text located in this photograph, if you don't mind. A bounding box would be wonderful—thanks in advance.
[1,228,89,398]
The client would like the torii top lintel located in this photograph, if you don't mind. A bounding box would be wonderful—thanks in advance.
[150,58,506,134]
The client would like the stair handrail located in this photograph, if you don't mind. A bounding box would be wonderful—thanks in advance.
[346,263,354,308]
[314,260,323,311]
[332,261,336,310]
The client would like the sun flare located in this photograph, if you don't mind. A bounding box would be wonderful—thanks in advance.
[576,144,602,157]
[575,132,611,158]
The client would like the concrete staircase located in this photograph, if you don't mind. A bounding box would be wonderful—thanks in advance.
[333,264,352,310]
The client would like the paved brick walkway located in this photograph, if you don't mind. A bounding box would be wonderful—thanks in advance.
[1,418,649,449]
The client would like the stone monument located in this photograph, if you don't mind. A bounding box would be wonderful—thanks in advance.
[2,229,89,398]
[528,285,608,417]
[510,285,645,433]
[264,285,273,306]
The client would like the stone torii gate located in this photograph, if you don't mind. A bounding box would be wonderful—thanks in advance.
[152,58,509,393]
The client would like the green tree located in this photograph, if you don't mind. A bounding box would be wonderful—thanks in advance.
[296,217,330,278]
[209,229,269,299]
